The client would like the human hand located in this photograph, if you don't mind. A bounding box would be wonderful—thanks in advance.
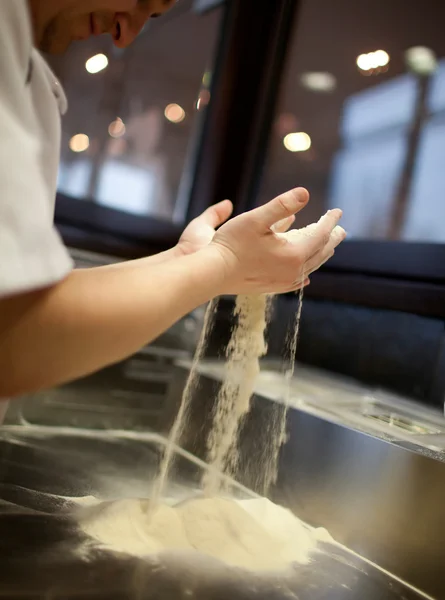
[176,200,233,256]
[207,187,346,295]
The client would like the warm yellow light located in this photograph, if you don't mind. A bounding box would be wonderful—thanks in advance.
[357,54,372,71]
[86,53,108,74]
[108,117,126,138]
[374,50,390,66]
[164,103,185,123]
[301,72,336,92]
[405,46,437,75]
[283,132,311,152]
[69,133,90,153]
[357,50,390,72]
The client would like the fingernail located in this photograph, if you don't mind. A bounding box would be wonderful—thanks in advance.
[296,187,309,203]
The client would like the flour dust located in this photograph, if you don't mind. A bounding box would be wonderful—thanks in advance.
[261,286,305,492]
[203,294,271,495]
[152,297,218,505]
[154,277,305,508]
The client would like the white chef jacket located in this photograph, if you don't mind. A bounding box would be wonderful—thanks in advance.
[0,0,73,299]
[0,0,74,421]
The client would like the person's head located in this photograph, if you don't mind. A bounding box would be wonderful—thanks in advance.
[28,0,175,54]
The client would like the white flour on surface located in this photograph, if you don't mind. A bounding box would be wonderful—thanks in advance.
[81,219,342,572]
[79,496,332,571]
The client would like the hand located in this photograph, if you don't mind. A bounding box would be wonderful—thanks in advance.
[207,187,346,295]
[176,200,233,256]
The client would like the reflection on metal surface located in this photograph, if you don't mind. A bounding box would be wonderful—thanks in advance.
[191,359,445,449]
[4,359,444,597]
[363,411,440,435]
[165,366,445,598]
[0,427,433,599]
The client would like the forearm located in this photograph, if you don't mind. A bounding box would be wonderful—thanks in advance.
[105,245,183,271]
[0,248,224,397]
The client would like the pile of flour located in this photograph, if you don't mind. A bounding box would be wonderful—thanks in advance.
[79,496,332,572]
[79,218,342,574]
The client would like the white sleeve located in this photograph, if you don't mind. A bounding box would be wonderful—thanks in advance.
[0,0,72,298]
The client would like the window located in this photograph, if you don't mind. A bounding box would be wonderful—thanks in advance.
[257,0,445,242]
[48,0,223,224]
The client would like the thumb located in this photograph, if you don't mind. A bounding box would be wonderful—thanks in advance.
[201,199,233,228]
[271,214,296,233]
[252,188,309,231]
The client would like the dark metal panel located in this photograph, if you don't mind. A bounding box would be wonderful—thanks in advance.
[276,407,445,599]
[163,366,445,598]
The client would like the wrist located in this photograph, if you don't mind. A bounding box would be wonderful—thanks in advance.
[200,242,238,296]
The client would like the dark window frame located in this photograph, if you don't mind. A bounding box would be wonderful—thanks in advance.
[56,0,445,318]
[56,0,300,256]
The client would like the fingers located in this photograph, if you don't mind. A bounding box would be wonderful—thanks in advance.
[293,209,343,261]
[281,225,346,292]
[201,200,233,228]
[271,214,296,233]
[303,225,346,274]
[251,188,309,231]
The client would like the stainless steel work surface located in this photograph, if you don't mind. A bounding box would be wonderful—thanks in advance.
[0,426,432,599]
[191,360,445,452]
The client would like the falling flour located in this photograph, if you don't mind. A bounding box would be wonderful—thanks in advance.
[155,227,313,500]
[203,294,271,495]
[75,221,347,581]
[259,286,305,493]
[79,495,332,571]
[106,220,340,577]
[152,297,219,506]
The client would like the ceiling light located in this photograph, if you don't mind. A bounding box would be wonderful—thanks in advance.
[373,50,390,67]
[164,103,185,123]
[300,72,337,92]
[86,53,108,74]
[357,50,390,75]
[405,46,437,75]
[283,132,311,152]
[69,134,90,153]
[108,117,126,138]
